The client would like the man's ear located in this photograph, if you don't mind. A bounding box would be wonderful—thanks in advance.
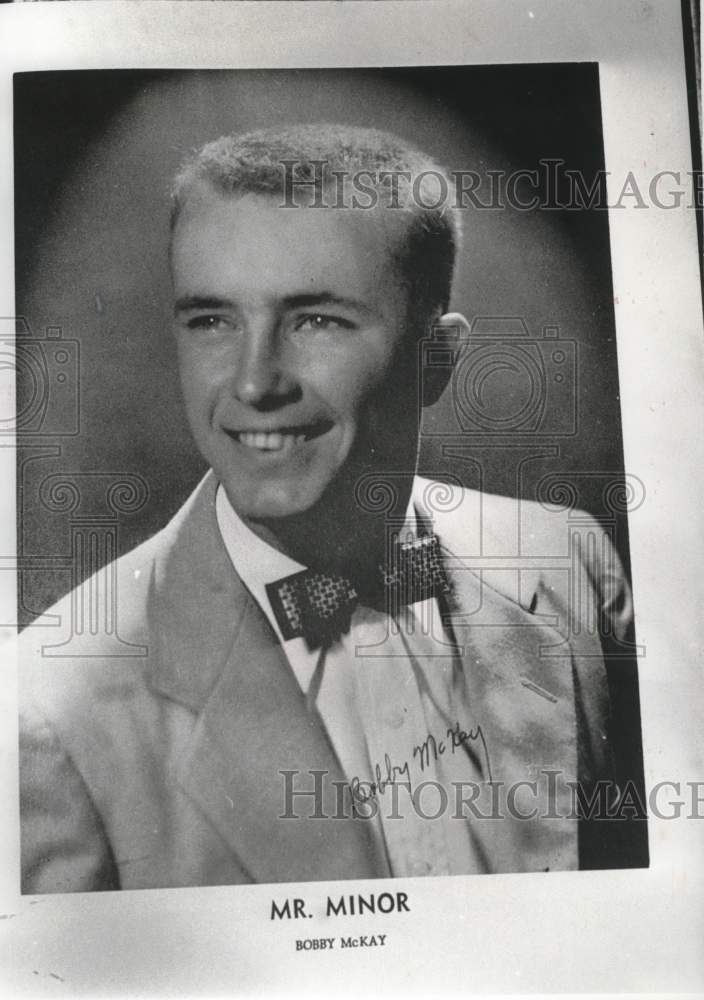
[421,311,472,408]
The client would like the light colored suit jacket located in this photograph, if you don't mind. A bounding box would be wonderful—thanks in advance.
[19,473,634,893]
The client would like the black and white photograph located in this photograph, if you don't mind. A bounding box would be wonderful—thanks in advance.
[1,1,703,995]
[15,63,649,893]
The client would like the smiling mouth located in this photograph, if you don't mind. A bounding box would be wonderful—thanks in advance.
[227,422,333,453]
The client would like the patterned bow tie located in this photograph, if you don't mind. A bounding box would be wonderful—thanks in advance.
[265,534,451,650]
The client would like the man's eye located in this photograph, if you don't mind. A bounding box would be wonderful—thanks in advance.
[294,314,355,332]
[185,315,230,332]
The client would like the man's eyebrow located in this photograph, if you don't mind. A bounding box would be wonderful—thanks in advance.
[282,292,369,313]
[174,295,235,314]
[174,292,371,314]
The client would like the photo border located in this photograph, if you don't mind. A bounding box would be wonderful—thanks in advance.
[1,1,703,995]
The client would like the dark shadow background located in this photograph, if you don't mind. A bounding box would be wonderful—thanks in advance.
[13,64,647,869]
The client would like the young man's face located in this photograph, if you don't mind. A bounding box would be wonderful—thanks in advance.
[171,187,423,524]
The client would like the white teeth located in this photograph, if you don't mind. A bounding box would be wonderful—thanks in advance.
[237,431,307,451]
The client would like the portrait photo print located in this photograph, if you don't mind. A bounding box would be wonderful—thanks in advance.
[14,65,648,895]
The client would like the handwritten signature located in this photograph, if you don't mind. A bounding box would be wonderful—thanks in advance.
[349,721,492,804]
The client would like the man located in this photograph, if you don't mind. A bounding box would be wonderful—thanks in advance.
[19,124,644,893]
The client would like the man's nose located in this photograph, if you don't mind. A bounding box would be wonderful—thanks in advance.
[233,325,300,408]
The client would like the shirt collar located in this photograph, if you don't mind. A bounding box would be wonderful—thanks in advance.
[215,484,306,644]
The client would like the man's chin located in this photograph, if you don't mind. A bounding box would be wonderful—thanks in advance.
[221,481,331,525]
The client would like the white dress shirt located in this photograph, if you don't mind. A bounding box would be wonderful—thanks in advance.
[216,483,491,877]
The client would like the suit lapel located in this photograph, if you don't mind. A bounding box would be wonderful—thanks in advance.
[423,484,581,872]
[180,594,388,883]
[146,472,386,883]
